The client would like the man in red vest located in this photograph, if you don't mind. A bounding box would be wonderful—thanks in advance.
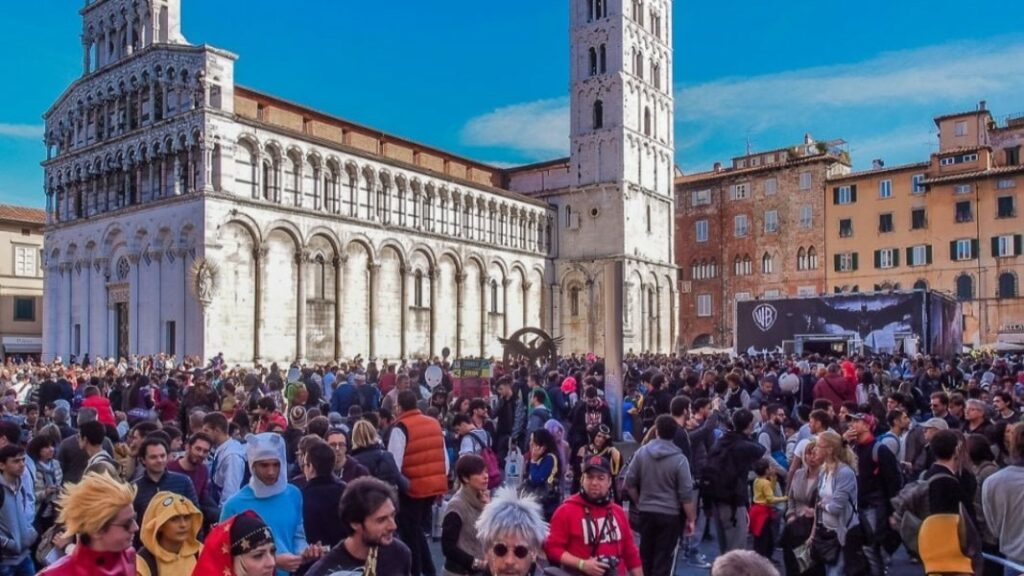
[387,390,448,576]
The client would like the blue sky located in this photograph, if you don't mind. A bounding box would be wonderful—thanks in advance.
[3,0,1024,208]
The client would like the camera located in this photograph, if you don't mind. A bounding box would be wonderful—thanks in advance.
[596,556,619,576]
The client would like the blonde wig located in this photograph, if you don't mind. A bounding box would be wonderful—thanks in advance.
[57,471,137,536]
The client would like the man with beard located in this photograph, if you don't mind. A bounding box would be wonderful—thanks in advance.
[167,432,219,524]
[305,477,411,576]
[545,455,642,576]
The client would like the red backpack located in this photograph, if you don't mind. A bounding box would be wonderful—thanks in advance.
[467,432,503,489]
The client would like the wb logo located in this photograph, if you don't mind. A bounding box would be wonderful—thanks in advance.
[752,304,777,332]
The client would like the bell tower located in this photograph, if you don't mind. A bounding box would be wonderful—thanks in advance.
[566,0,674,263]
[81,0,188,75]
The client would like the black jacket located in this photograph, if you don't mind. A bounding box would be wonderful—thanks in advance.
[350,444,407,493]
[302,475,347,547]
[707,431,765,506]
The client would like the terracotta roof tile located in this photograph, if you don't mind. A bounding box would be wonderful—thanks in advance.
[0,204,46,225]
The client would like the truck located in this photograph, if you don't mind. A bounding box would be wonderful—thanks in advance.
[734,290,962,357]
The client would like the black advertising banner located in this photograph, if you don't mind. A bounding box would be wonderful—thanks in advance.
[735,292,926,354]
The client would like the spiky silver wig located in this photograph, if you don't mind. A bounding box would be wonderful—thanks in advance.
[475,486,549,547]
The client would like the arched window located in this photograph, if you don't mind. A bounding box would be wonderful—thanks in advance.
[645,204,652,231]
[261,160,272,201]
[588,48,597,76]
[762,252,774,274]
[593,100,603,129]
[956,274,974,301]
[635,51,644,80]
[797,247,807,271]
[312,255,326,299]
[490,280,500,313]
[733,256,742,276]
[633,0,644,24]
[595,0,605,18]
[708,258,717,278]
[999,272,1018,298]
[691,260,699,280]
[599,45,607,73]
[913,279,928,291]
[808,247,818,270]
[414,270,424,307]
[652,62,661,89]
[570,286,581,316]
[643,107,652,136]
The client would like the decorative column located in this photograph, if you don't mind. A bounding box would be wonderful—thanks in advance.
[455,272,465,359]
[82,40,91,74]
[586,278,596,353]
[522,282,532,326]
[479,275,487,357]
[428,267,439,357]
[656,286,663,352]
[333,256,345,361]
[129,253,141,353]
[502,278,511,337]
[252,246,267,363]
[295,250,307,362]
[399,265,408,359]
[367,262,380,359]
[152,251,162,353]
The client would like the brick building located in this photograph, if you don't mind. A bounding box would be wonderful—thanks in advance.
[674,136,850,349]
[826,102,1024,347]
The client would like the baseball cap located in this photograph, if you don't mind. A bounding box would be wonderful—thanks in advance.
[920,417,949,431]
[848,413,877,430]
[582,455,611,475]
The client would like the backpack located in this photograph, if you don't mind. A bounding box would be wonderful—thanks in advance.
[889,470,953,557]
[700,440,743,507]
[467,432,503,489]
[137,547,199,576]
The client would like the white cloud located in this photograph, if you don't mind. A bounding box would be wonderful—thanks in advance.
[0,123,44,139]
[459,97,569,160]
[458,37,1024,169]
[676,38,1024,128]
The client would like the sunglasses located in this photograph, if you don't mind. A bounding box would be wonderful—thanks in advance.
[492,543,531,559]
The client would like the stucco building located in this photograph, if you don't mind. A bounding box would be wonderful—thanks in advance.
[0,205,46,359]
[674,137,850,349]
[42,0,677,363]
[826,102,1024,347]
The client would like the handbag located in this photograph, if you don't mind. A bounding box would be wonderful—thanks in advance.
[793,540,815,574]
[809,507,841,565]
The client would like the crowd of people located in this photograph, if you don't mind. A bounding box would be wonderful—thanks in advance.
[0,348,1021,576]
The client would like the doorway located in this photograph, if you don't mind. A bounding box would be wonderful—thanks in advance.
[115,302,129,359]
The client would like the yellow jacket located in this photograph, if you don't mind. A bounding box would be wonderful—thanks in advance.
[752,477,788,505]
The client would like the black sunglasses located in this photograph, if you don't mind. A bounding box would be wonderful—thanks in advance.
[492,543,530,559]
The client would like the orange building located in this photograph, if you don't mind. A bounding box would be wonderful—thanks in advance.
[674,136,850,349]
[825,102,1024,346]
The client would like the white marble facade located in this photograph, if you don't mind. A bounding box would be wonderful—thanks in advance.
[42,0,677,364]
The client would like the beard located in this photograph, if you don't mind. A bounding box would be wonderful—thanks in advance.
[364,530,394,547]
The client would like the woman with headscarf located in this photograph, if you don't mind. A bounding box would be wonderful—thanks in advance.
[192,510,277,576]
[136,491,203,576]
[39,472,138,576]
[475,486,549,576]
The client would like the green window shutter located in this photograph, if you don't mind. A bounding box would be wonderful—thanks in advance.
[906,247,913,266]
[926,244,933,264]
[950,240,957,261]
[832,188,840,205]
[993,236,1001,257]
[893,250,900,267]
[850,185,858,203]
[1016,234,1023,256]
[834,254,841,271]
[874,250,881,269]
[971,239,979,259]
[852,253,859,271]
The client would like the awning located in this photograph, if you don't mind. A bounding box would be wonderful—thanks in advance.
[2,336,42,354]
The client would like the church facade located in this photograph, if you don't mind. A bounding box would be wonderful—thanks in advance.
[42,0,677,364]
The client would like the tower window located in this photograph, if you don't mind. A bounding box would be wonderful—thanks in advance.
[588,48,597,76]
[599,45,607,73]
[593,100,603,129]
[635,51,644,80]
[644,107,652,136]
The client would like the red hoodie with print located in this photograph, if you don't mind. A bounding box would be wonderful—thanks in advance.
[544,494,641,575]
